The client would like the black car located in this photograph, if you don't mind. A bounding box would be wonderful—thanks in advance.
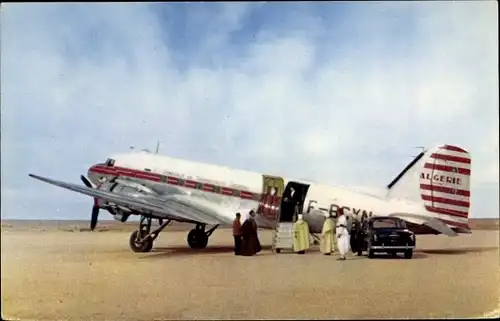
[356,216,416,259]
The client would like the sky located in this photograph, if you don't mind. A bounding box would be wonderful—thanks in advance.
[1,2,498,220]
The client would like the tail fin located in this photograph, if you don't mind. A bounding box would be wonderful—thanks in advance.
[386,144,471,230]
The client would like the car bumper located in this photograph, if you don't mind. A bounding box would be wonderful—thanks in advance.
[371,245,415,250]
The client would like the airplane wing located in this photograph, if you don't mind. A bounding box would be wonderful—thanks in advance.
[387,212,458,236]
[28,174,234,225]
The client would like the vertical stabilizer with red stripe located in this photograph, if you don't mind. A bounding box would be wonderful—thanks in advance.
[386,144,471,231]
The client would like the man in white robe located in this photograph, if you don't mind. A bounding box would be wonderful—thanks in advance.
[335,208,351,260]
[320,212,335,255]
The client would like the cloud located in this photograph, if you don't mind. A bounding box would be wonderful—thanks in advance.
[1,2,498,220]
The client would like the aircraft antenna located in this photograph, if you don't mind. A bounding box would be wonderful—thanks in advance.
[410,146,425,157]
[155,140,160,154]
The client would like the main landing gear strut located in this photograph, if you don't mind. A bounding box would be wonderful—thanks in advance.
[129,216,171,253]
[128,216,220,253]
[187,224,219,249]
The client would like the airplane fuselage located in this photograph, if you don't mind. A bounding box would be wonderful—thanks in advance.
[86,151,435,234]
[28,143,472,254]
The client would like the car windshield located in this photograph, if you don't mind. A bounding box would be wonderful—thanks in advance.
[372,218,406,229]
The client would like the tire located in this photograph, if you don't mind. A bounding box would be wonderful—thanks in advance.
[187,229,208,249]
[404,249,413,259]
[129,230,153,253]
[276,249,281,254]
[368,247,375,259]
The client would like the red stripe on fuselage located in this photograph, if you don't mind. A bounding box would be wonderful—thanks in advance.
[91,166,161,181]
[167,176,179,185]
[89,165,252,200]
[221,187,233,195]
[184,180,197,188]
[202,184,214,192]
[240,191,254,199]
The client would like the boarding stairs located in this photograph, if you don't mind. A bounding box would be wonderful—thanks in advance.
[272,221,294,253]
[272,204,322,253]
[272,206,298,253]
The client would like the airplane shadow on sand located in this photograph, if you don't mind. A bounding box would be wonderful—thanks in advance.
[139,245,274,259]
[137,246,497,260]
[354,252,428,260]
[365,246,498,259]
[418,246,498,255]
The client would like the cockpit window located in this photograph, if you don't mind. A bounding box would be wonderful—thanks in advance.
[105,159,115,167]
[114,185,137,194]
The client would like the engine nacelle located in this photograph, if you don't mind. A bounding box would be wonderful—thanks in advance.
[113,212,130,222]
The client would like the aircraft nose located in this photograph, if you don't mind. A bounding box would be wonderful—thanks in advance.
[87,164,101,186]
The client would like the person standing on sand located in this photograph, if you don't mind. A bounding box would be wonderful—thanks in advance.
[292,214,310,254]
[350,218,363,255]
[335,208,351,260]
[320,212,335,255]
[241,210,261,256]
[232,213,243,255]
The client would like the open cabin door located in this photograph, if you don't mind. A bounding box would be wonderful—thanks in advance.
[279,181,310,223]
[257,175,285,223]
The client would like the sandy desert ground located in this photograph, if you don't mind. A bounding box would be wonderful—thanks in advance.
[1,220,499,320]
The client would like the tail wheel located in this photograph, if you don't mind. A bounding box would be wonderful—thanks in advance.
[187,229,208,249]
[129,230,153,253]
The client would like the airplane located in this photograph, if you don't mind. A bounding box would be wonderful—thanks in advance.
[28,143,472,253]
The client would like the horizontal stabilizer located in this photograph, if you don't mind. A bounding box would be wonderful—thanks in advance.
[388,213,458,236]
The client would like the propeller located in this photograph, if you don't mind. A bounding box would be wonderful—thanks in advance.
[80,175,100,231]
[91,199,100,231]
[80,175,93,188]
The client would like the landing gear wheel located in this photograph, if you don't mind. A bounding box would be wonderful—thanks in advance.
[187,229,208,249]
[404,249,413,259]
[129,230,153,253]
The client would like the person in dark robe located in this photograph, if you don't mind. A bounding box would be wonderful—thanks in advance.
[350,218,362,255]
[283,186,299,222]
[241,210,261,256]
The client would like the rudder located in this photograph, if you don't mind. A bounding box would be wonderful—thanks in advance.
[419,145,471,230]
[386,144,471,230]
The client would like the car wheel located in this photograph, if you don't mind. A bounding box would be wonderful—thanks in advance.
[368,247,375,259]
[404,249,413,259]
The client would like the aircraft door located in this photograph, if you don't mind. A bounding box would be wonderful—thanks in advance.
[257,175,285,221]
[280,181,310,222]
